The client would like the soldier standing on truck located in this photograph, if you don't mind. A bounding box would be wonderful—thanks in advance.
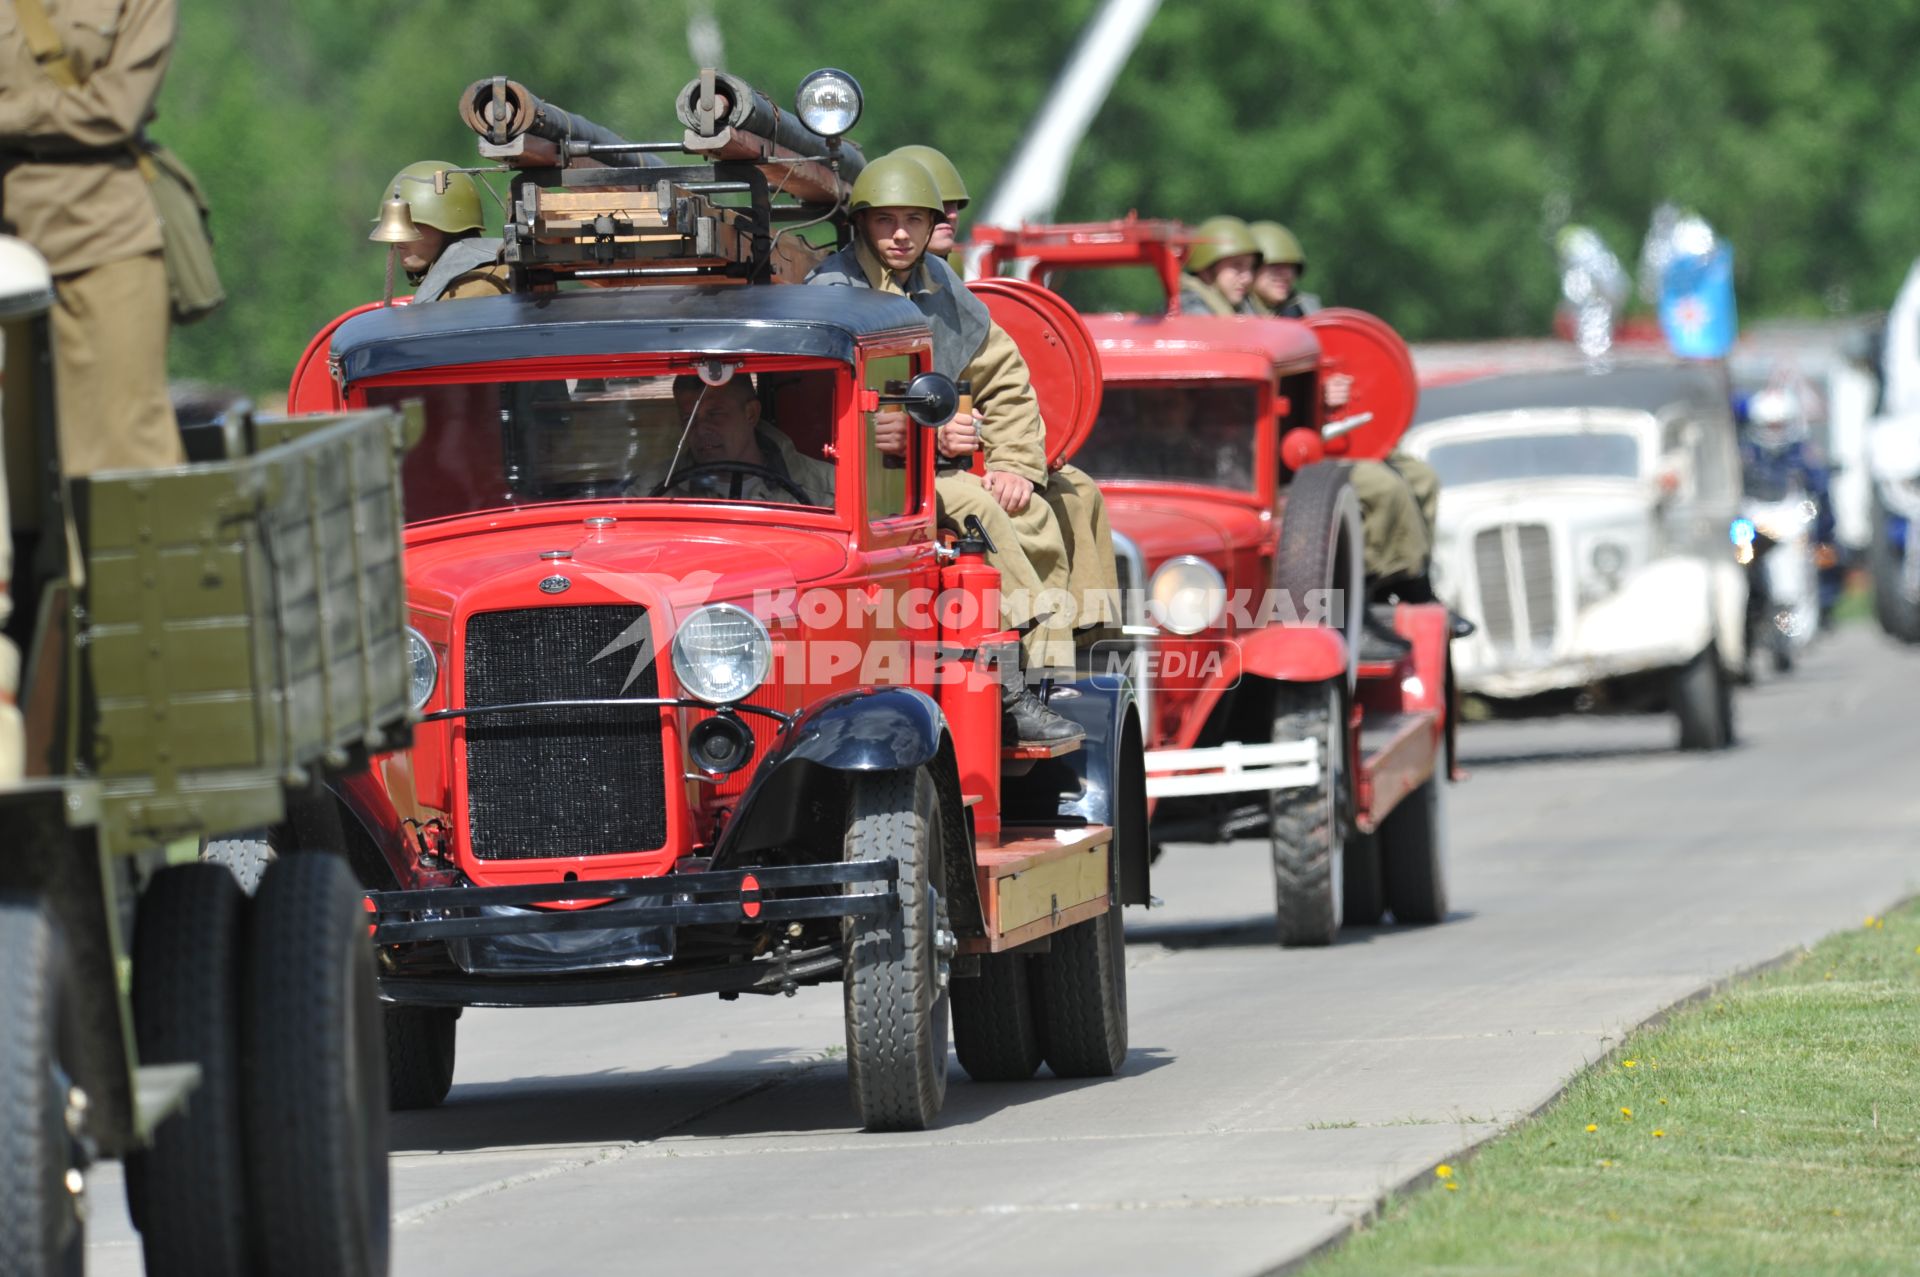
[369,160,509,303]
[807,153,1084,746]
[1178,215,1261,317]
[1,0,182,475]
[893,142,1122,635]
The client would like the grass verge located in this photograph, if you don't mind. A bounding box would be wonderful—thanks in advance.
[1300,901,1920,1276]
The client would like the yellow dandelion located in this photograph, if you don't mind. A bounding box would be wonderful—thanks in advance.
[1864,916,1877,928]
[1443,1182,1459,1192]
[1622,1059,1638,1069]
[1585,1123,1598,1133]
[1620,1107,1633,1119]
[1658,1098,1668,1106]
[1652,1129,1666,1138]
[1599,1159,1614,1168]
[1434,1165,1454,1180]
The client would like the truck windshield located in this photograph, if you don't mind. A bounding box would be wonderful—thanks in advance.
[1086,382,1259,490]
[1424,430,1642,487]
[362,368,841,524]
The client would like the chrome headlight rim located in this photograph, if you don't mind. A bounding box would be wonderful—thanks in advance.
[1149,555,1228,636]
[404,626,439,712]
[671,603,773,705]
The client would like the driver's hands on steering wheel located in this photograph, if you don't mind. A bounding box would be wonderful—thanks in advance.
[873,407,910,457]
[936,410,983,459]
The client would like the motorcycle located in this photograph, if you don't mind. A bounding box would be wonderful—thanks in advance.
[1731,480,1821,676]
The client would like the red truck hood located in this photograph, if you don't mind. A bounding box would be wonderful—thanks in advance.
[403,512,850,617]
[1102,487,1268,568]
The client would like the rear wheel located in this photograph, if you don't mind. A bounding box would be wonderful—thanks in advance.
[951,952,1044,1082]
[843,768,950,1131]
[384,1006,458,1111]
[125,864,253,1276]
[1343,830,1385,927]
[242,854,390,1277]
[1271,680,1348,947]
[0,893,83,1277]
[1673,642,1733,751]
[1382,777,1449,925]
[1031,885,1129,1078]
[1870,494,1920,643]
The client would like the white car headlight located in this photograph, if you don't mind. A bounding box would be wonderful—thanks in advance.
[405,627,439,711]
[795,68,863,138]
[672,604,772,704]
[1148,556,1227,636]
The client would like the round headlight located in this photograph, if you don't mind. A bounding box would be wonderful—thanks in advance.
[1590,540,1627,577]
[672,604,772,704]
[795,68,863,139]
[405,627,438,711]
[1148,557,1227,636]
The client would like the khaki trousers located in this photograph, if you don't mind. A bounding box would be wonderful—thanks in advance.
[52,252,182,477]
[1042,463,1122,629]
[1348,455,1433,585]
[936,470,1073,673]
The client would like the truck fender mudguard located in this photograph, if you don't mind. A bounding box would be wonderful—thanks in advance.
[713,687,946,865]
[1001,674,1151,907]
[331,769,413,889]
[1236,624,1350,685]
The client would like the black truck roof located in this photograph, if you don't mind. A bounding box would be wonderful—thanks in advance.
[331,284,930,383]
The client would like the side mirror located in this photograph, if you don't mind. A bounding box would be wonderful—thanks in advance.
[879,372,959,428]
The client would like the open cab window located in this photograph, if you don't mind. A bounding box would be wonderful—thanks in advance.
[1091,380,1260,491]
[361,361,844,524]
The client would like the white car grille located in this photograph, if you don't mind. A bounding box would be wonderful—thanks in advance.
[1473,523,1557,654]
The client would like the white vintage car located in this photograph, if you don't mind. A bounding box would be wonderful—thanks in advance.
[1402,359,1747,748]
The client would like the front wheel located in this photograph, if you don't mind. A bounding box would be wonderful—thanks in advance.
[385,1006,458,1111]
[843,768,950,1131]
[1672,642,1734,751]
[0,893,83,1277]
[1270,680,1348,947]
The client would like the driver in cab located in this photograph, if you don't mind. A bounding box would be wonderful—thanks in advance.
[664,373,835,506]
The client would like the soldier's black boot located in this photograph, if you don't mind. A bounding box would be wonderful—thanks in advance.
[1360,605,1413,664]
[1001,657,1086,748]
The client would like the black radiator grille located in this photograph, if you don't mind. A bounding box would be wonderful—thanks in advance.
[463,606,667,859]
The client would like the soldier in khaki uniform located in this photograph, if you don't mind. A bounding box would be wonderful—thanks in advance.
[1246,221,1321,318]
[896,144,1121,632]
[1,0,182,476]
[807,155,1082,745]
[370,160,509,303]
[1179,215,1261,317]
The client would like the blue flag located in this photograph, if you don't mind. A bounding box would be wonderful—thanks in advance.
[1659,243,1737,360]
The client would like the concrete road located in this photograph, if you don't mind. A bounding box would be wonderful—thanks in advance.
[85,625,1920,1275]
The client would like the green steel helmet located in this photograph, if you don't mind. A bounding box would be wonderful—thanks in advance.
[888,144,969,209]
[375,161,485,235]
[848,154,943,216]
[1249,220,1306,272]
[1186,215,1262,274]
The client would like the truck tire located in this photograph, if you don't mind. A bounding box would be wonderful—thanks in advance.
[0,893,83,1277]
[1673,642,1733,751]
[241,854,390,1277]
[1871,494,1920,643]
[1270,680,1347,947]
[204,833,275,894]
[1275,461,1364,691]
[951,952,1044,1082]
[1381,778,1449,925]
[1343,830,1385,927]
[1031,891,1129,1078]
[843,767,950,1131]
[124,864,252,1276]
[385,1006,458,1111]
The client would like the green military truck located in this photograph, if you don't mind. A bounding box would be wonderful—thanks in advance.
[0,234,409,1277]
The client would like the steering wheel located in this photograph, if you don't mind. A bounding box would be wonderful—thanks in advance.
[647,460,816,505]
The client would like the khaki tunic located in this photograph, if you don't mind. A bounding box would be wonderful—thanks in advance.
[439,265,511,301]
[1179,274,1246,317]
[2,0,180,474]
[1348,456,1432,585]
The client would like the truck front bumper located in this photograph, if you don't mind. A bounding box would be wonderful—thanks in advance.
[1144,738,1320,799]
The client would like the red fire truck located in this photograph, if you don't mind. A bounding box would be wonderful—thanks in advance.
[276,72,1145,1131]
[974,218,1454,947]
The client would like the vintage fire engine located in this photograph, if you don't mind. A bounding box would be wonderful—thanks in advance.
[973,218,1454,947]
[281,72,1146,1131]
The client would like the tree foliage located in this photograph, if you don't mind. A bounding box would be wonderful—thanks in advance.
[156,0,1920,393]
